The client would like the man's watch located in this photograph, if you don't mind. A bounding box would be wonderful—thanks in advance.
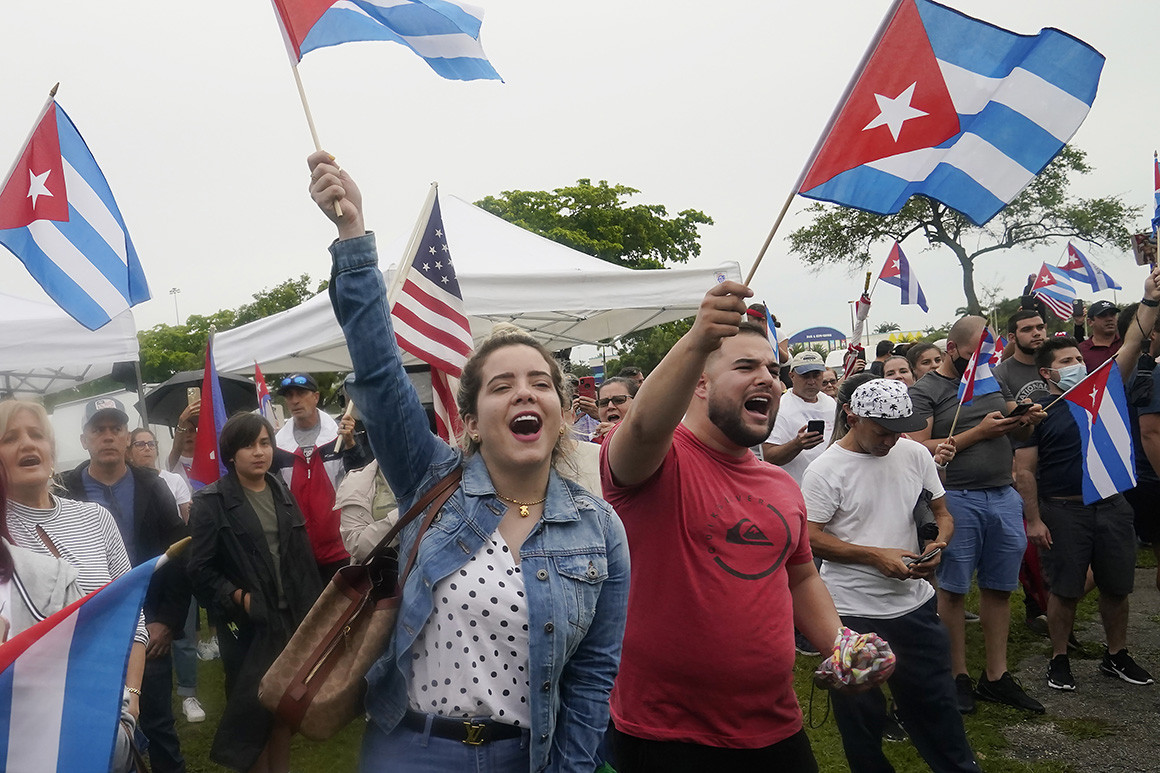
[1141,297,1159,308]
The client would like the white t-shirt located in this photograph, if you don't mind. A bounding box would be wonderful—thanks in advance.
[766,390,837,483]
[801,438,942,619]
[158,469,192,511]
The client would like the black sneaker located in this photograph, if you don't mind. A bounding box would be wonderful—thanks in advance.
[1100,649,1155,685]
[882,706,907,742]
[794,631,820,657]
[964,610,980,623]
[954,673,976,714]
[1025,615,1049,638]
[975,672,1045,714]
[1047,655,1076,691]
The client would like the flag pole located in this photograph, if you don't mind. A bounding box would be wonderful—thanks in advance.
[289,63,342,217]
[388,183,439,305]
[1040,355,1116,412]
[743,0,905,286]
[2,84,60,192]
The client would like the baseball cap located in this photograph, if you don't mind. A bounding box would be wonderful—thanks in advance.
[83,397,129,429]
[278,373,319,395]
[850,379,927,433]
[1087,300,1118,319]
[790,351,826,374]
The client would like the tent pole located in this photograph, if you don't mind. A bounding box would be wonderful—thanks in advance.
[135,360,150,426]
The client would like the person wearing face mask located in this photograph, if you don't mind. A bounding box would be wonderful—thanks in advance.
[1013,266,1160,693]
[907,316,1047,715]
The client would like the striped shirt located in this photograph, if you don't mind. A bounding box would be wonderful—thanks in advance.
[6,496,148,645]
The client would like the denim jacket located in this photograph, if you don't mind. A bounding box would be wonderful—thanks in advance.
[329,233,629,773]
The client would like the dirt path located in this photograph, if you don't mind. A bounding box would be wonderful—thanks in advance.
[1003,568,1160,772]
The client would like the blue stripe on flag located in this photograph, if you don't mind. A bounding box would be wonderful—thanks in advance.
[364,0,483,37]
[916,0,1103,103]
[0,229,112,329]
[0,667,12,762]
[962,103,1066,171]
[56,206,136,302]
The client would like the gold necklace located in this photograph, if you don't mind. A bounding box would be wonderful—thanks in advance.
[495,492,547,517]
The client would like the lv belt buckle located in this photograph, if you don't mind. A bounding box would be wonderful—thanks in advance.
[463,721,486,746]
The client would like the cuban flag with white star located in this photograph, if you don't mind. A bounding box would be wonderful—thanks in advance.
[0,101,149,330]
[1030,262,1077,321]
[877,241,928,312]
[798,0,1104,226]
[1062,359,1136,504]
[1059,242,1121,291]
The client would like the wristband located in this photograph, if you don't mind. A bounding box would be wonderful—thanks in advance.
[1141,297,1159,308]
[125,687,142,697]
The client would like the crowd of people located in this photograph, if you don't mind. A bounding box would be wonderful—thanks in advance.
[0,154,1157,773]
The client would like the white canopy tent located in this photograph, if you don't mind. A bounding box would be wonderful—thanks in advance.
[215,194,741,374]
[0,292,139,398]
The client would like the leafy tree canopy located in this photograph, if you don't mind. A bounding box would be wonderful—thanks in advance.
[604,319,693,376]
[787,146,1139,315]
[476,180,713,270]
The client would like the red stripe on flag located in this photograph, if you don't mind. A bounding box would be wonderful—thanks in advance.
[392,301,473,360]
[398,279,472,334]
[395,331,469,378]
[431,370,462,442]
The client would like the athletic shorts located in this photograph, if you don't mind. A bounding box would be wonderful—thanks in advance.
[936,487,1026,594]
[1123,480,1160,544]
[1037,495,1136,599]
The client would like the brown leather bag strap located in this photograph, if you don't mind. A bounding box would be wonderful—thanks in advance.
[359,467,463,565]
[397,476,460,586]
[35,525,62,558]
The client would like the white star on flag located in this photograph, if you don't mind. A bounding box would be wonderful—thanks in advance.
[428,246,436,254]
[27,168,53,209]
[863,82,928,141]
[435,261,442,269]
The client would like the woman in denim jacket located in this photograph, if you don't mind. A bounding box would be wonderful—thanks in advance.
[308,152,630,773]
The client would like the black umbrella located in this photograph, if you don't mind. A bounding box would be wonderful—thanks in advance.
[141,370,260,427]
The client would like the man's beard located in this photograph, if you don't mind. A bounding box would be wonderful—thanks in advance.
[1016,339,1040,356]
[707,391,777,448]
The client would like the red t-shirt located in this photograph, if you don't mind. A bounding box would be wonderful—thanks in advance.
[600,423,813,748]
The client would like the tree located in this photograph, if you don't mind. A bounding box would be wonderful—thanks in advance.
[787,146,1139,315]
[476,180,713,269]
[604,319,693,376]
[873,321,901,334]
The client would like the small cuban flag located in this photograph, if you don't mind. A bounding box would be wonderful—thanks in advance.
[0,98,150,330]
[957,326,1001,404]
[1062,359,1136,504]
[1059,242,1121,292]
[877,241,929,312]
[1031,263,1078,321]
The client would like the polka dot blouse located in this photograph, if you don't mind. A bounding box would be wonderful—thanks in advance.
[407,529,531,727]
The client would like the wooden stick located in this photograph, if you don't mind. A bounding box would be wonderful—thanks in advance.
[744,188,796,286]
[291,63,343,218]
[333,398,356,454]
[946,397,966,439]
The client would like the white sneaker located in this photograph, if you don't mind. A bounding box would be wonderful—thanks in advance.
[182,697,206,723]
[196,635,220,661]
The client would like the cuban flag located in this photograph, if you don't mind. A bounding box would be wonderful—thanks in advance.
[877,241,929,312]
[957,326,1001,404]
[0,556,161,772]
[0,100,149,331]
[254,361,278,427]
[990,335,1007,366]
[271,0,501,81]
[762,302,781,360]
[1031,262,1077,321]
[1059,242,1120,291]
[190,336,230,488]
[798,0,1103,226]
[1152,153,1159,236]
[1062,359,1136,504]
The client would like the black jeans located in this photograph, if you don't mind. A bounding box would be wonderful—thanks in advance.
[832,599,978,773]
[140,652,186,773]
[611,727,817,773]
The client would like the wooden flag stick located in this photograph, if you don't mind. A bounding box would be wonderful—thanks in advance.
[333,398,356,454]
[744,188,796,286]
[291,63,343,218]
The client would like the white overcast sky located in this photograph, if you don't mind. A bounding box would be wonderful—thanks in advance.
[1,1,1155,345]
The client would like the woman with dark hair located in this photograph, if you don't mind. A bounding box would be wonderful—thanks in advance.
[308,153,630,773]
[188,412,323,773]
[907,343,943,382]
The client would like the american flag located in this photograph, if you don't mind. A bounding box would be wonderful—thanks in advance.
[391,188,473,441]
[1031,263,1078,321]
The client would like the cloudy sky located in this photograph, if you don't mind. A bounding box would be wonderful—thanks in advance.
[1,1,1154,347]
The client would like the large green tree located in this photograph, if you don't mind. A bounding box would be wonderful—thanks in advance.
[476,180,712,270]
[787,146,1138,315]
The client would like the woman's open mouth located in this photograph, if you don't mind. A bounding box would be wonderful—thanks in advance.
[509,412,543,441]
[18,454,41,468]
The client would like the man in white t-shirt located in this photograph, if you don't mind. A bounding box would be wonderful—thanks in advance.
[762,350,837,483]
[802,379,978,773]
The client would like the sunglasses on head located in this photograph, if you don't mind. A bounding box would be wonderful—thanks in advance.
[132,440,158,450]
[597,394,632,408]
[281,375,310,388]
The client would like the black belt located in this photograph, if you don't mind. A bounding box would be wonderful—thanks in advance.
[401,711,523,745]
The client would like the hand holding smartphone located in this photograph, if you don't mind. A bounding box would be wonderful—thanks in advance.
[905,546,942,567]
[806,419,825,435]
[578,377,596,400]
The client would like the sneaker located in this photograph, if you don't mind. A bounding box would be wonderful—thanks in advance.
[794,631,820,656]
[975,672,1045,714]
[954,673,976,714]
[182,696,206,723]
[1100,648,1155,685]
[1047,654,1076,691]
[197,635,220,661]
[964,610,980,623]
[1025,615,1049,638]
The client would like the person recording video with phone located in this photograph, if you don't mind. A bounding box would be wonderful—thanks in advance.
[762,351,835,485]
[802,379,978,773]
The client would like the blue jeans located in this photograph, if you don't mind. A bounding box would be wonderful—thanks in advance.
[360,716,530,772]
[173,600,199,697]
[831,599,979,773]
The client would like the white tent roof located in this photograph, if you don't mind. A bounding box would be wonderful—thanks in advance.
[215,194,739,374]
[0,292,139,397]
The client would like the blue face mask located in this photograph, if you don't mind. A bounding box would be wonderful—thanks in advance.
[1052,362,1087,392]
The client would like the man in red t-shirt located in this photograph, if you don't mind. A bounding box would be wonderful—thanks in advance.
[600,281,844,772]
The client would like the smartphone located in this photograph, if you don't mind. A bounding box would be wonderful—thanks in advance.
[1072,299,1084,318]
[578,377,596,400]
[905,546,942,567]
[186,386,200,405]
[1007,403,1032,418]
[806,420,825,435]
